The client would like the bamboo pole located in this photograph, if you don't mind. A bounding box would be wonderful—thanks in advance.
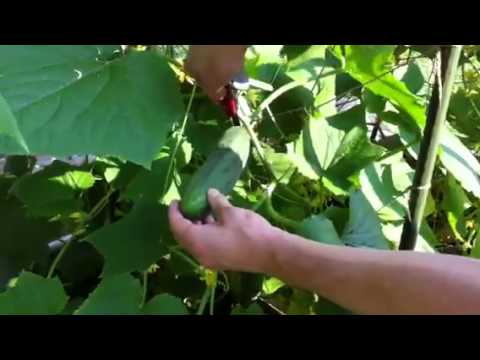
[399,45,463,250]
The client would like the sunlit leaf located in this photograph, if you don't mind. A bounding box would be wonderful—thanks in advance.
[262,277,285,295]
[439,126,480,198]
[360,155,412,221]
[341,190,391,249]
[295,214,344,246]
[0,46,184,167]
[345,45,426,127]
[10,160,95,217]
[382,222,438,253]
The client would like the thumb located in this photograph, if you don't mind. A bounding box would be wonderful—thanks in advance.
[208,188,232,223]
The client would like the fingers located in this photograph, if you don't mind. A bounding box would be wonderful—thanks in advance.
[168,201,196,247]
[204,214,216,225]
[184,45,246,103]
[208,188,232,223]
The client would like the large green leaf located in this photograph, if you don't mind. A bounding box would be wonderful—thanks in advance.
[359,154,412,221]
[0,271,67,315]
[245,45,285,84]
[300,107,385,193]
[264,146,297,184]
[0,46,184,167]
[399,56,433,98]
[10,160,95,217]
[141,294,188,315]
[85,201,169,276]
[0,177,64,289]
[0,93,28,152]
[439,127,480,198]
[448,89,480,148]
[395,108,480,199]
[123,152,171,202]
[327,126,386,180]
[441,173,470,239]
[284,45,337,117]
[341,191,390,249]
[344,45,426,127]
[75,273,142,315]
[295,214,344,246]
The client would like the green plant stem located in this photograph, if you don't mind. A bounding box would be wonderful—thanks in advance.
[263,196,301,231]
[196,287,210,315]
[162,84,197,199]
[50,185,115,279]
[47,239,73,279]
[209,282,216,315]
[237,111,276,176]
[85,187,115,222]
[140,271,148,308]
[169,246,200,271]
[256,80,306,114]
[400,46,463,250]
[237,111,310,207]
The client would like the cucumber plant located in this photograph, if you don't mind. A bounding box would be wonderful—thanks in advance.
[0,44,478,315]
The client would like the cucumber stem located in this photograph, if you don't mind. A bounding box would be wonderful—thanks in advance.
[209,282,216,315]
[263,196,301,231]
[196,287,210,315]
[162,84,197,200]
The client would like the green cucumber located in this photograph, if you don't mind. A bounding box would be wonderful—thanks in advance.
[180,126,251,220]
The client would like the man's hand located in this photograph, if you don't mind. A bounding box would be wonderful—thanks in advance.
[168,188,280,273]
[185,45,248,102]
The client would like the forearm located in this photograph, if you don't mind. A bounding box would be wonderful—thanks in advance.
[265,230,480,314]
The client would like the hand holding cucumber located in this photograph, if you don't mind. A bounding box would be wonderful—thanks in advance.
[174,45,480,314]
[169,189,280,273]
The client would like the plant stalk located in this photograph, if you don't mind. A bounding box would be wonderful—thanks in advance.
[399,46,463,250]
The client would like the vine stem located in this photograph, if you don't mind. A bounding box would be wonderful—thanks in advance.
[47,182,116,279]
[162,83,197,199]
[400,45,463,250]
[140,271,148,308]
[47,239,73,279]
[196,287,210,315]
[237,110,310,207]
[263,196,301,231]
[85,187,115,222]
[169,246,201,271]
[237,110,276,177]
[209,281,216,315]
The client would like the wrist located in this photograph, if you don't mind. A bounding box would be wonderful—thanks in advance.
[259,226,294,275]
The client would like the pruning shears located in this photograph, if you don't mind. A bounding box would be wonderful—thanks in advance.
[220,72,273,125]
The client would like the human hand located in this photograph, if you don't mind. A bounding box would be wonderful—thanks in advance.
[184,45,248,102]
[168,188,281,273]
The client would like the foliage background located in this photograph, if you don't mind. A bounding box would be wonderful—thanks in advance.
[0,45,479,315]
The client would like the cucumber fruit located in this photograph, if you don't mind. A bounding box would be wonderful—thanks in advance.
[180,126,251,220]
